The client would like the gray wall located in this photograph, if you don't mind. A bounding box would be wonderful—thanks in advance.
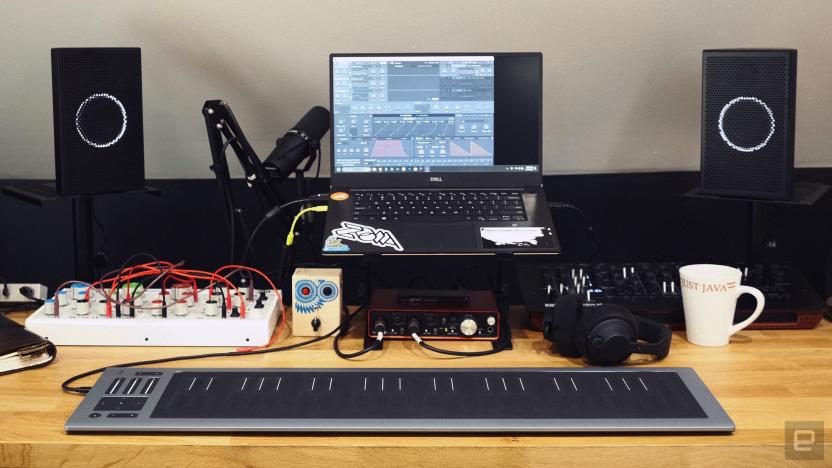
[2,0,832,179]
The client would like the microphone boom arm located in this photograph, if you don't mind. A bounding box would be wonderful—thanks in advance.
[202,100,286,208]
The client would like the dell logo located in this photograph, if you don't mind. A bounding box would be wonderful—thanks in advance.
[429,177,443,183]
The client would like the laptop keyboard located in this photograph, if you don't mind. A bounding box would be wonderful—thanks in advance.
[352,190,527,222]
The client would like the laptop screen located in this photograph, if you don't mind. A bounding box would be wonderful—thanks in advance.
[331,53,541,175]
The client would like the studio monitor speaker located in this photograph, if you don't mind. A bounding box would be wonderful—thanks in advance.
[52,48,145,195]
[700,49,796,200]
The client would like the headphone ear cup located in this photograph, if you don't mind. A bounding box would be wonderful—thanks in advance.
[549,294,582,358]
[574,304,639,365]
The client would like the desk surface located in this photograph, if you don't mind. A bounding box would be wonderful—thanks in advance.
[1,310,831,467]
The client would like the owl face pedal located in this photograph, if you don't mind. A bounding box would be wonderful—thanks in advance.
[291,268,343,337]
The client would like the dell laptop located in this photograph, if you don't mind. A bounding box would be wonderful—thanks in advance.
[322,53,559,255]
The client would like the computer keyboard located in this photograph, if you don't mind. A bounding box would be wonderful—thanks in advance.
[352,190,527,222]
[516,262,826,330]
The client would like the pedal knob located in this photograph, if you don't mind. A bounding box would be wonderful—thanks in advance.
[311,317,321,331]
[460,316,478,337]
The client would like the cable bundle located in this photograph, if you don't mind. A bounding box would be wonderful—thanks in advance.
[50,255,284,337]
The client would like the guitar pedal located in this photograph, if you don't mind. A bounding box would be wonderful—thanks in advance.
[291,268,343,337]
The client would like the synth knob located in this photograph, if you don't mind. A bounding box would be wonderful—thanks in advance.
[460,316,478,337]
[75,299,90,316]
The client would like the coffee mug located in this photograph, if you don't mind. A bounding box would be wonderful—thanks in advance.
[679,264,765,346]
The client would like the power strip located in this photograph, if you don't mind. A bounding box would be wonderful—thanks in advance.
[25,287,281,346]
[0,283,47,303]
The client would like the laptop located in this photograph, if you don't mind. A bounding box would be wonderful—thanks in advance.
[322,52,559,255]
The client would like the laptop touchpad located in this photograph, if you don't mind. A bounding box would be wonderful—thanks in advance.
[405,224,476,250]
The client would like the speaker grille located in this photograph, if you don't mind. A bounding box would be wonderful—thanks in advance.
[52,48,144,195]
[701,50,795,200]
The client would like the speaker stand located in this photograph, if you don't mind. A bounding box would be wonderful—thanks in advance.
[2,183,161,281]
[683,181,830,262]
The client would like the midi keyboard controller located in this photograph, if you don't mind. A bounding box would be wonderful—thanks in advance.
[66,367,734,433]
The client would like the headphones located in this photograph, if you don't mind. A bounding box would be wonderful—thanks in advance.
[542,294,672,365]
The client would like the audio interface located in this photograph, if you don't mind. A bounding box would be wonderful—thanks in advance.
[25,286,281,346]
[367,289,500,340]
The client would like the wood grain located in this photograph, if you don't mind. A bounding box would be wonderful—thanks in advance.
[1,309,830,467]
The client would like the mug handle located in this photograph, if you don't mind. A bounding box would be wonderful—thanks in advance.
[729,285,766,336]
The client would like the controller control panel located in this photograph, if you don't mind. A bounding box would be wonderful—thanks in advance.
[25,286,281,346]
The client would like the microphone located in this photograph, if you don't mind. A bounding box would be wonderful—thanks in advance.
[264,106,330,182]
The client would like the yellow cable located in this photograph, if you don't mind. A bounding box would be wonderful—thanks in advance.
[285,205,328,246]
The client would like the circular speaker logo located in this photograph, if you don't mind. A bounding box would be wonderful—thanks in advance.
[718,96,775,153]
[75,93,128,148]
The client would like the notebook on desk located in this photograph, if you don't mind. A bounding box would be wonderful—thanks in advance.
[0,314,56,376]
[322,52,559,255]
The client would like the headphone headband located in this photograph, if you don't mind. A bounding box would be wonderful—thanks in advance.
[633,315,672,359]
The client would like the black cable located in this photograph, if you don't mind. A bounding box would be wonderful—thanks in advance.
[549,202,600,263]
[452,266,495,291]
[333,304,381,359]
[219,137,239,264]
[91,200,108,275]
[311,146,323,190]
[240,195,328,267]
[0,275,8,297]
[413,336,508,357]
[407,276,435,289]
[411,289,512,357]
[62,307,364,395]
[18,286,44,307]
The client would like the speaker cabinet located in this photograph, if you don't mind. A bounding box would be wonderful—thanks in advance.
[52,48,145,195]
[700,49,797,200]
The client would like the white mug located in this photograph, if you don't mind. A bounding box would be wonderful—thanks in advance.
[679,264,765,347]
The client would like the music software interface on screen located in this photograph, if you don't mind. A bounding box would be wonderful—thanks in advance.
[333,56,512,173]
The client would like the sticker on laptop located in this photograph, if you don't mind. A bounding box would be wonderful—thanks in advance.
[322,235,351,253]
[480,227,554,249]
[330,221,404,252]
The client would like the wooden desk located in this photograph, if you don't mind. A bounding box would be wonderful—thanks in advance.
[1,309,830,467]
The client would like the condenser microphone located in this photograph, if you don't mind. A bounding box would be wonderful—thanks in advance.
[264,106,330,182]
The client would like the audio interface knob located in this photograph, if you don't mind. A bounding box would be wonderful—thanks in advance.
[486,315,496,326]
[460,316,478,337]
